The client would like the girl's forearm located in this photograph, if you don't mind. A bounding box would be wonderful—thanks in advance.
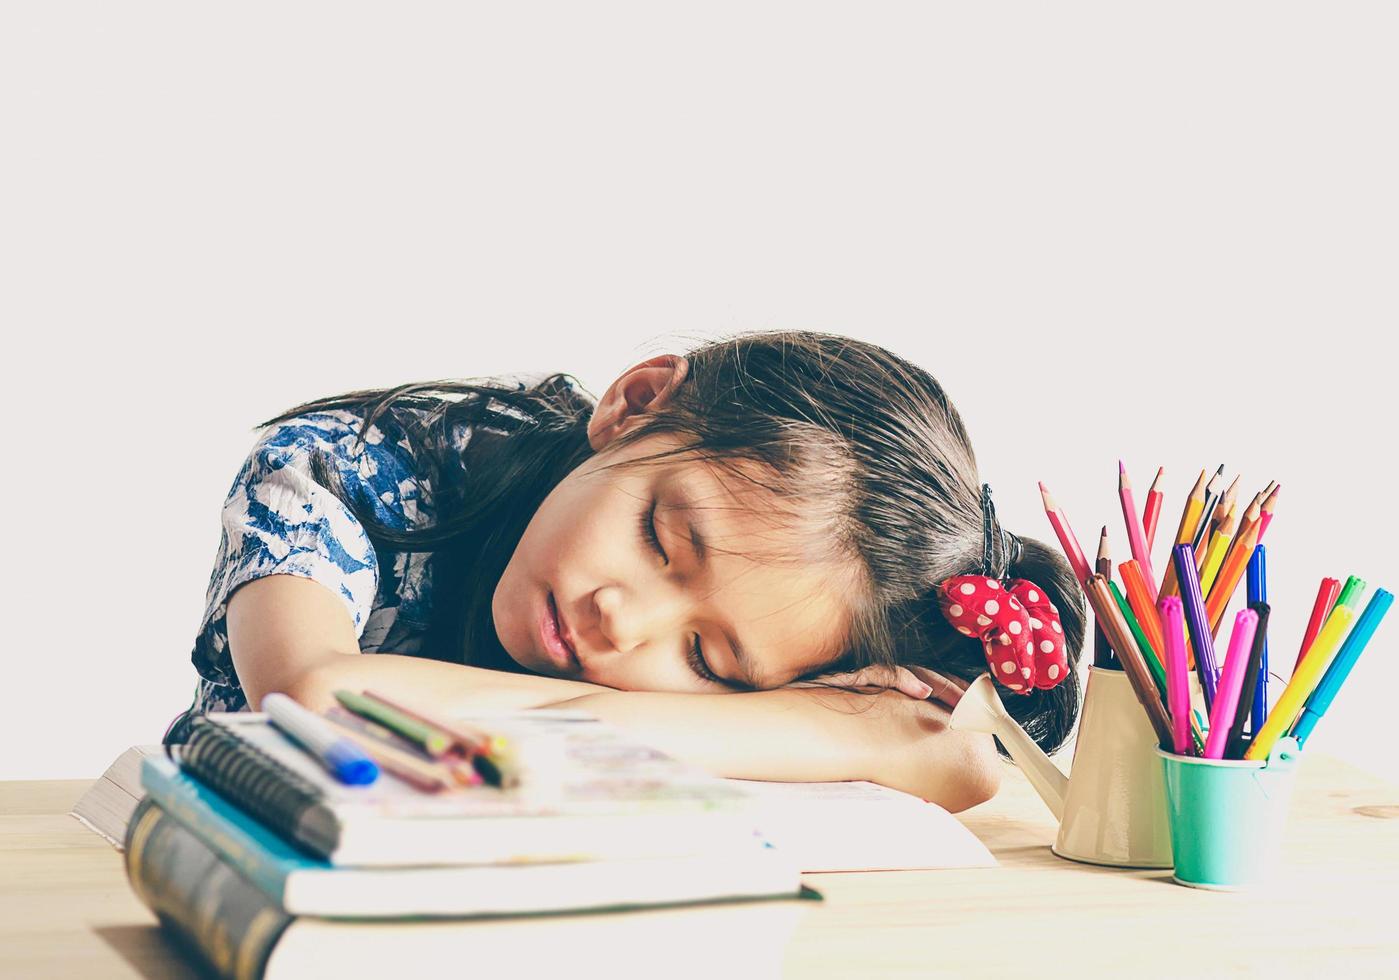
[287,653,616,715]
[288,656,1001,812]
[546,688,1002,813]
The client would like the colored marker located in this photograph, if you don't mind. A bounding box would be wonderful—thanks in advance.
[1160,596,1193,756]
[1205,610,1259,759]
[1174,544,1219,713]
[1223,602,1270,761]
[1295,578,1342,671]
[264,692,379,785]
[1245,605,1357,761]
[1246,545,1269,734]
[1290,589,1393,747]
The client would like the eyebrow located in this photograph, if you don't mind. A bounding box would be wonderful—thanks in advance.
[665,480,762,690]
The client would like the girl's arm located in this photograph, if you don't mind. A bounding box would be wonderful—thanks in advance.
[235,576,1001,812]
[540,688,1002,813]
[290,663,1000,813]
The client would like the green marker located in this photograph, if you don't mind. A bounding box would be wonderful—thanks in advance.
[334,690,452,758]
[1334,575,1367,613]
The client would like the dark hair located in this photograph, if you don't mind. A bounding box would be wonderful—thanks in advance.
[264,331,1085,758]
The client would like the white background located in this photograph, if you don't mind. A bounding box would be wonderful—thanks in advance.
[3,3,1395,782]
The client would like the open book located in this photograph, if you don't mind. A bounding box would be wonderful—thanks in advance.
[74,740,995,873]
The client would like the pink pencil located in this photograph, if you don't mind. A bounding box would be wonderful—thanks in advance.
[1159,595,1193,756]
[1118,461,1160,600]
[1204,609,1260,759]
[1039,482,1092,587]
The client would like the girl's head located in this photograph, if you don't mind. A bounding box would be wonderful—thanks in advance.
[285,331,1086,757]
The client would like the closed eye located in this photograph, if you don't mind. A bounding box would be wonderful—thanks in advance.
[638,498,668,564]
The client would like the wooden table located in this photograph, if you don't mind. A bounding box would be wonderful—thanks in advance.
[4,753,1399,978]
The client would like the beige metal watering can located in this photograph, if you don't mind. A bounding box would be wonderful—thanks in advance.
[950,663,1184,868]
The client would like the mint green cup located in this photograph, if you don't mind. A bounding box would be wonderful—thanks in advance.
[1154,736,1303,891]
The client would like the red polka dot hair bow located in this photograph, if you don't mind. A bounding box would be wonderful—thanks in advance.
[936,575,1069,696]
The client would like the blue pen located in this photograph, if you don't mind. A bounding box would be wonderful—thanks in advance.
[263,692,380,785]
[1290,588,1393,747]
[1246,545,1269,734]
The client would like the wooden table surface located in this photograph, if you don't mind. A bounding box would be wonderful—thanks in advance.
[4,752,1399,978]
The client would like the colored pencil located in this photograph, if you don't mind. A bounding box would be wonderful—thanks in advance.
[1093,526,1115,669]
[1110,580,1166,690]
[1198,517,1234,596]
[1118,462,1160,599]
[1108,582,1207,754]
[1223,602,1271,760]
[1290,589,1394,747]
[1120,560,1167,670]
[1039,482,1092,587]
[334,690,453,758]
[1295,578,1342,671]
[1204,609,1260,759]
[324,706,483,787]
[1205,498,1263,635]
[362,688,494,757]
[317,713,456,792]
[1085,575,1175,749]
[1174,543,1220,713]
[1159,596,1193,756]
[1160,468,1208,600]
[1191,465,1227,554]
[1257,483,1281,542]
[1244,605,1357,761]
[1142,467,1165,550]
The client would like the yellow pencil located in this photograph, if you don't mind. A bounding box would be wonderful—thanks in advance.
[1197,517,1231,592]
[1194,496,1229,572]
[1205,499,1263,634]
[1160,468,1208,600]
[1244,606,1357,760]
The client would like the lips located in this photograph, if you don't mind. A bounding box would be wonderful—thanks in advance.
[541,592,579,672]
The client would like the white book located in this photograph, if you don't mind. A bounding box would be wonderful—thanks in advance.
[79,718,996,872]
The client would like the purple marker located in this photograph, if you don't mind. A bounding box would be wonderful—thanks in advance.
[1173,543,1219,713]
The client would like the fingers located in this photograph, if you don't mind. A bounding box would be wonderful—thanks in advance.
[904,665,968,709]
[794,665,934,700]
[788,664,972,707]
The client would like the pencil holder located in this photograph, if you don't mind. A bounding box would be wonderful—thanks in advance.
[1051,666,1174,868]
[1155,736,1303,891]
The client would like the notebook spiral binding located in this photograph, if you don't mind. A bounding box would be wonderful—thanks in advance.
[172,716,341,859]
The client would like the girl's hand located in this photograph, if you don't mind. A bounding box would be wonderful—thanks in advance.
[789,664,969,709]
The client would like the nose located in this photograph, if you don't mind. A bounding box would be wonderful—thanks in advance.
[591,582,690,655]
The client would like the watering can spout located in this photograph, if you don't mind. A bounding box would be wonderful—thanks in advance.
[949,673,1068,821]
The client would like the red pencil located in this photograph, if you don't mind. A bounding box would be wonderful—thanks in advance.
[1143,467,1165,550]
[1039,482,1092,587]
[1257,484,1281,542]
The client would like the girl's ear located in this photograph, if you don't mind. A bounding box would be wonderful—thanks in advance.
[587,354,690,450]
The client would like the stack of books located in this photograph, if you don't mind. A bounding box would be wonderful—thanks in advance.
[124,708,813,979]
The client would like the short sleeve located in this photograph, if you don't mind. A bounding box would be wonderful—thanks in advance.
[190,409,422,689]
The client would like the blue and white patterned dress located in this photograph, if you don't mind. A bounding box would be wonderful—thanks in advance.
[163,406,473,744]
